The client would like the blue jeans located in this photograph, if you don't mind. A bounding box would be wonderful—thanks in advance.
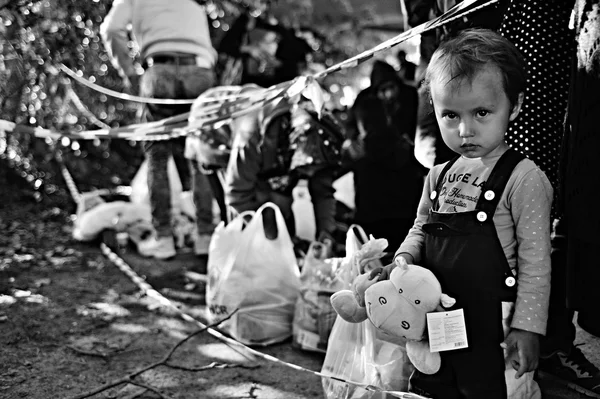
[140,63,215,237]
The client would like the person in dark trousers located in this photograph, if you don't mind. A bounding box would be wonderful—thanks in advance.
[498,1,600,395]
[344,60,425,259]
[101,0,217,259]
[535,0,600,395]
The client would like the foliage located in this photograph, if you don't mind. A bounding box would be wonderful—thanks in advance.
[1,0,142,205]
[0,0,397,207]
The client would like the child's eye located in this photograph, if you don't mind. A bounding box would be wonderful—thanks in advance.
[442,112,457,120]
[476,110,489,117]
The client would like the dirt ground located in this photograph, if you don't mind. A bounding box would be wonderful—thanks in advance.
[1,166,598,399]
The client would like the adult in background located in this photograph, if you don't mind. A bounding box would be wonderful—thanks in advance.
[344,60,426,260]
[497,1,600,396]
[538,0,600,395]
[224,95,344,250]
[101,0,218,259]
[217,10,312,88]
[396,50,417,85]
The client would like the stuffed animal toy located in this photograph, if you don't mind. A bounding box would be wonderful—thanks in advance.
[330,257,456,375]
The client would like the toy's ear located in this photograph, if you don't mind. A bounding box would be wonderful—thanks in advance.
[394,256,409,270]
[330,290,368,323]
[352,273,379,307]
[406,340,441,374]
[439,293,456,309]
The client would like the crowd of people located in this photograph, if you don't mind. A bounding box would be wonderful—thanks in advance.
[100,0,599,398]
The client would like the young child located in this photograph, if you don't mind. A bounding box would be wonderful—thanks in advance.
[373,29,553,398]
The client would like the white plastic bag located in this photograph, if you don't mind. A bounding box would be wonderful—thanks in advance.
[292,180,316,242]
[206,202,301,346]
[206,209,254,306]
[321,225,413,398]
[130,156,183,213]
[292,241,345,353]
[333,171,355,210]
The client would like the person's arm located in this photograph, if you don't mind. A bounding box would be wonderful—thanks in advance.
[99,0,136,82]
[307,167,337,237]
[224,116,262,213]
[500,166,553,378]
[509,167,553,336]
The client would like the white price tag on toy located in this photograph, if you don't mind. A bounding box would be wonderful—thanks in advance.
[427,309,469,352]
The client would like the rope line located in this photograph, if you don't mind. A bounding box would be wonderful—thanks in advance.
[64,82,111,130]
[59,64,196,105]
[55,153,82,203]
[0,81,291,141]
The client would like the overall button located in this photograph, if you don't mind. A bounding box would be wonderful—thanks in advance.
[484,190,495,201]
[505,276,516,287]
[430,191,437,200]
[476,211,487,222]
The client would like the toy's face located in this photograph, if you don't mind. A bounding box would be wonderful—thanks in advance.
[364,281,427,340]
[364,265,442,341]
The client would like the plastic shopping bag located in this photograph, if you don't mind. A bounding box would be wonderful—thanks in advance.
[206,209,254,308]
[333,171,355,210]
[130,156,183,213]
[292,241,346,353]
[206,202,301,346]
[321,225,413,398]
[292,181,316,242]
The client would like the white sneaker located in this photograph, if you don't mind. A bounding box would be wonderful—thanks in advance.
[194,233,212,256]
[137,235,176,260]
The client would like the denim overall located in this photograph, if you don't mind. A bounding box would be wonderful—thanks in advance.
[410,149,525,399]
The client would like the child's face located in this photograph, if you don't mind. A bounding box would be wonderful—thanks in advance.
[430,66,523,159]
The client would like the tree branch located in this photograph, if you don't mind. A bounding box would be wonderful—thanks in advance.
[68,310,241,399]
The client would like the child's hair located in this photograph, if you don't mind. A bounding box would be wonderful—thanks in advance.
[424,28,526,108]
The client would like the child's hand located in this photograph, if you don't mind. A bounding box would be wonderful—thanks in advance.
[501,329,540,379]
[368,262,395,281]
[368,253,415,281]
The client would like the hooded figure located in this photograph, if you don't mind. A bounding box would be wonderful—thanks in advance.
[345,60,425,259]
[224,95,344,244]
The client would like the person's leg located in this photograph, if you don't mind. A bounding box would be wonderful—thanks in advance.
[180,66,217,254]
[144,140,174,238]
[541,218,576,356]
[172,137,191,192]
[205,168,228,225]
[307,168,336,240]
[135,64,183,259]
[454,346,508,399]
[266,191,294,240]
[409,359,461,399]
[189,160,216,255]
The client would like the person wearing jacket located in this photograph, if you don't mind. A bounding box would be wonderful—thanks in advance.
[344,60,426,259]
[100,0,217,259]
[224,97,343,246]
